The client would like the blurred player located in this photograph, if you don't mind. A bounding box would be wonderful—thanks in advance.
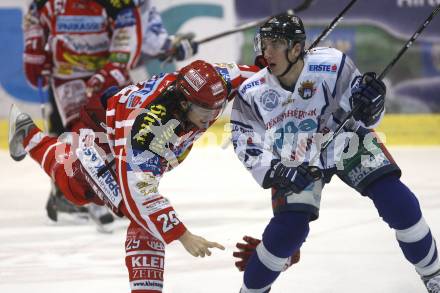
[22,0,198,224]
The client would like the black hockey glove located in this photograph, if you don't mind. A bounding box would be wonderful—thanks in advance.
[350,72,386,127]
[263,159,316,193]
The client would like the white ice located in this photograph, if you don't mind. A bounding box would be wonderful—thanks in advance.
[1,146,439,293]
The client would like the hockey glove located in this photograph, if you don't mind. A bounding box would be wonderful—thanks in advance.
[23,8,52,88]
[350,72,386,127]
[86,64,129,98]
[233,236,300,272]
[263,160,316,193]
[163,34,198,62]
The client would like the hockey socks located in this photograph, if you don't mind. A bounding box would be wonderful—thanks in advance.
[241,211,311,292]
[365,175,440,277]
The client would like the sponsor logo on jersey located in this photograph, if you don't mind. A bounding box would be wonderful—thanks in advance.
[282,96,295,106]
[126,77,162,108]
[131,255,164,269]
[210,81,224,96]
[147,240,165,251]
[308,63,338,73]
[298,80,317,100]
[115,8,136,28]
[67,37,109,53]
[266,108,317,129]
[134,104,167,144]
[214,66,231,85]
[240,78,265,95]
[127,94,147,108]
[56,16,104,33]
[61,52,107,72]
[184,69,206,92]
[260,89,280,111]
[347,153,390,186]
[109,0,133,9]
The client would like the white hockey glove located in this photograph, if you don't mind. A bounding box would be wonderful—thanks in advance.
[162,33,198,62]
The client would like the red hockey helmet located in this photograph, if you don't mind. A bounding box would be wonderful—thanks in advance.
[176,60,228,110]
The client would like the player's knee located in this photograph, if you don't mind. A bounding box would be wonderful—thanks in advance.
[365,175,422,229]
[262,211,311,258]
[51,163,90,206]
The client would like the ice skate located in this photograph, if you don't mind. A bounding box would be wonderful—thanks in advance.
[86,203,115,233]
[46,183,89,222]
[423,270,440,293]
[8,104,37,161]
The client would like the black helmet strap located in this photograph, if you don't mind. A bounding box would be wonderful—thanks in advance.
[278,40,302,77]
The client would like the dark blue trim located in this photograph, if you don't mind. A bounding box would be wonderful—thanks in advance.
[253,101,264,121]
[318,83,331,168]
[230,119,254,129]
[273,203,319,221]
[332,53,346,97]
[237,92,252,108]
[351,75,360,88]
[333,115,342,124]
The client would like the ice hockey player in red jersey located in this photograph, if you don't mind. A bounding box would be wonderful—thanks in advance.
[23,0,198,223]
[9,60,257,292]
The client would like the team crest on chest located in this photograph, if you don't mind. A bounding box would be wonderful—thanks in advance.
[298,80,317,100]
[260,89,280,111]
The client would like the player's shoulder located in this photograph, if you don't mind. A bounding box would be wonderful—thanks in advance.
[238,68,269,98]
[305,47,345,74]
[33,0,50,10]
[307,47,344,63]
[95,0,140,18]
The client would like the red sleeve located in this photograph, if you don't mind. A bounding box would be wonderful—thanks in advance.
[212,63,260,102]
[23,3,50,88]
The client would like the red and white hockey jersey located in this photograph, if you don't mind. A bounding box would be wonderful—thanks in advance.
[105,62,258,243]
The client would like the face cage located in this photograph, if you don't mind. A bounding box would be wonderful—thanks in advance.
[254,32,295,56]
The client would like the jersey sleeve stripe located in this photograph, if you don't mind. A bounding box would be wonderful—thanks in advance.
[230,119,254,130]
[332,53,347,97]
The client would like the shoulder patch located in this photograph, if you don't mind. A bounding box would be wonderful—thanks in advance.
[95,0,136,19]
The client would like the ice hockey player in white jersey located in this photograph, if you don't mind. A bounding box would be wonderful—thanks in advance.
[231,13,440,293]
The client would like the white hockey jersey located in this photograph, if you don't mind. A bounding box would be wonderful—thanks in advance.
[231,47,384,187]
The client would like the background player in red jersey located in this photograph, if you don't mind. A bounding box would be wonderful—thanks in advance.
[22,0,198,223]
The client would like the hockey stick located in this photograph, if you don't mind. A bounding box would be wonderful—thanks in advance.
[221,0,358,150]
[307,4,440,180]
[196,0,315,45]
[37,76,48,134]
[155,0,315,63]
[307,0,358,50]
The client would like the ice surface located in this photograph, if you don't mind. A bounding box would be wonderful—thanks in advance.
[1,146,439,293]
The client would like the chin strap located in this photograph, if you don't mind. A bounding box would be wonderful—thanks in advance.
[278,49,302,77]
